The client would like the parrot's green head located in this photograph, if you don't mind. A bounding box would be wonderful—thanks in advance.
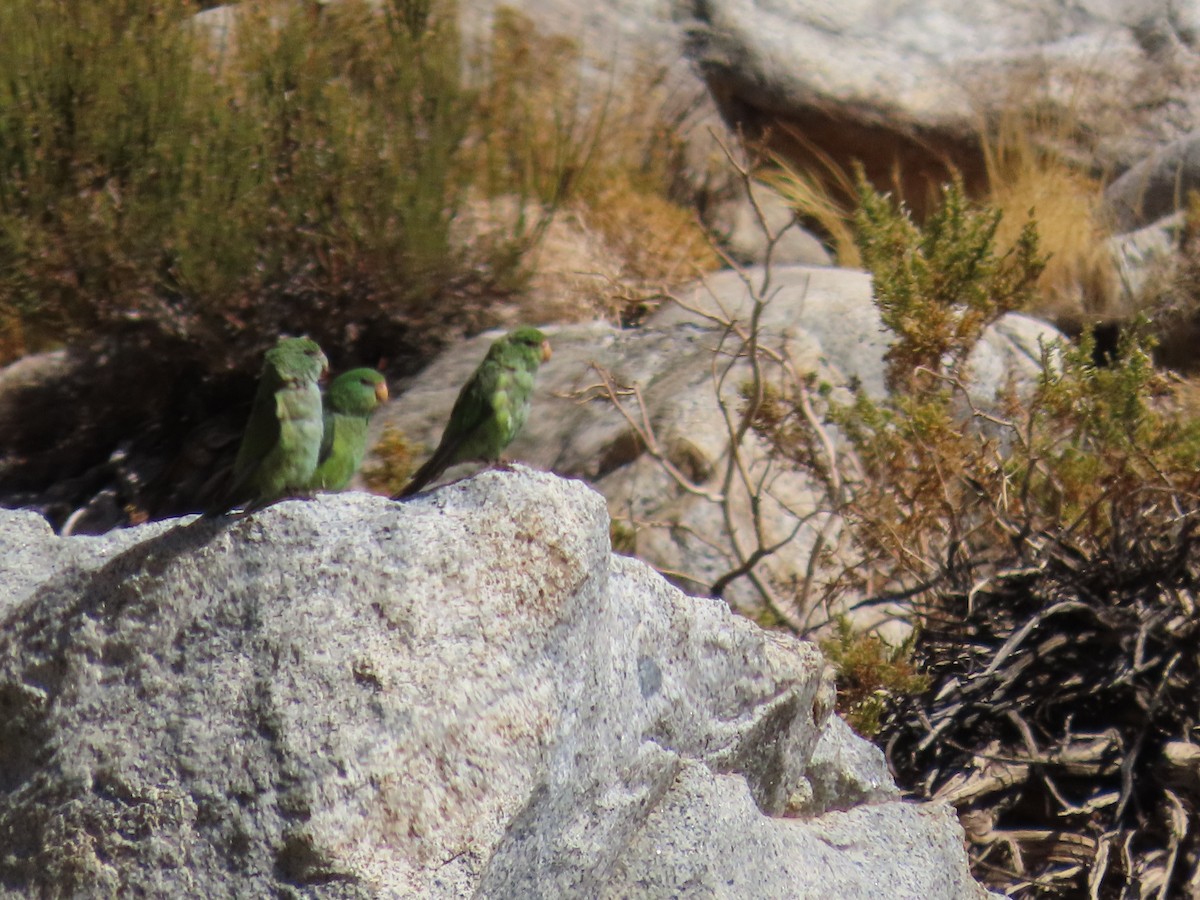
[501,326,552,366]
[326,368,388,416]
[267,336,329,384]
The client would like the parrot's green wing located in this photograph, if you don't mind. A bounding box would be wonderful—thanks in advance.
[206,337,328,515]
[396,327,550,498]
[396,359,500,498]
[309,368,387,492]
[226,365,286,498]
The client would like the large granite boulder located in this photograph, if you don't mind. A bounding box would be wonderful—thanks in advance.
[0,472,990,897]
[681,0,1200,208]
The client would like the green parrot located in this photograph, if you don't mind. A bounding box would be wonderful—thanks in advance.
[309,368,389,492]
[395,326,552,498]
[207,336,329,515]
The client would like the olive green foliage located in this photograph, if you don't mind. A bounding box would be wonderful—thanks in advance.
[752,172,1200,704]
[854,167,1045,391]
[360,425,417,496]
[0,0,588,364]
[819,617,928,738]
[1027,322,1200,527]
[838,187,1200,896]
[608,519,642,556]
[812,176,1047,579]
[752,176,1049,592]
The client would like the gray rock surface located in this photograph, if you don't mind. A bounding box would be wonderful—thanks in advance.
[1108,211,1186,300]
[376,266,1063,625]
[804,715,900,814]
[682,0,1200,179]
[1105,129,1200,232]
[655,265,891,397]
[608,765,980,900]
[0,474,989,897]
[716,182,835,267]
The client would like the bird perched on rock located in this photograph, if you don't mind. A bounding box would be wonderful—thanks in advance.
[309,367,388,492]
[207,336,329,515]
[395,326,551,498]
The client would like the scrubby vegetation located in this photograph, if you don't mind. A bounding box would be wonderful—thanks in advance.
[0,0,715,369]
[818,616,928,739]
[750,172,1200,897]
[0,0,478,366]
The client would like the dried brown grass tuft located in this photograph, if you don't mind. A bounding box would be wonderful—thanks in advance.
[982,104,1119,323]
[584,175,718,285]
[762,148,861,268]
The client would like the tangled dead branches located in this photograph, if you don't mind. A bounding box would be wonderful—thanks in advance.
[882,513,1200,898]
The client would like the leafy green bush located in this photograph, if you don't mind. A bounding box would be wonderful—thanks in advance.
[753,171,1200,604]
[855,169,1044,391]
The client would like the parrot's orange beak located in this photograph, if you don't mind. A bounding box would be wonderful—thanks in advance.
[540,339,552,363]
[375,380,389,403]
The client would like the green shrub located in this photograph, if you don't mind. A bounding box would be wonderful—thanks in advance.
[0,0,596,366]
[819,617,928,738]
[753,172,1200,604]
[854,167,1044,391]
[753,166,1200,897]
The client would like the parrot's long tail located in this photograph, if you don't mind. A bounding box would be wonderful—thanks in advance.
[393,458,440,499]
[394,418,476,499]
[202,470,250,517]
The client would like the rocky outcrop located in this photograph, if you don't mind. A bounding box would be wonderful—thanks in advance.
[1105,129,1200,232]
[682,0,1200,211]
[0,473,990,897]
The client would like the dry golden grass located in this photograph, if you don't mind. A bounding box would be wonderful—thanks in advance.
[584,174,718,284]
[361,425,417,496]
[982,107,1118,323]
[761,150,861,268]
